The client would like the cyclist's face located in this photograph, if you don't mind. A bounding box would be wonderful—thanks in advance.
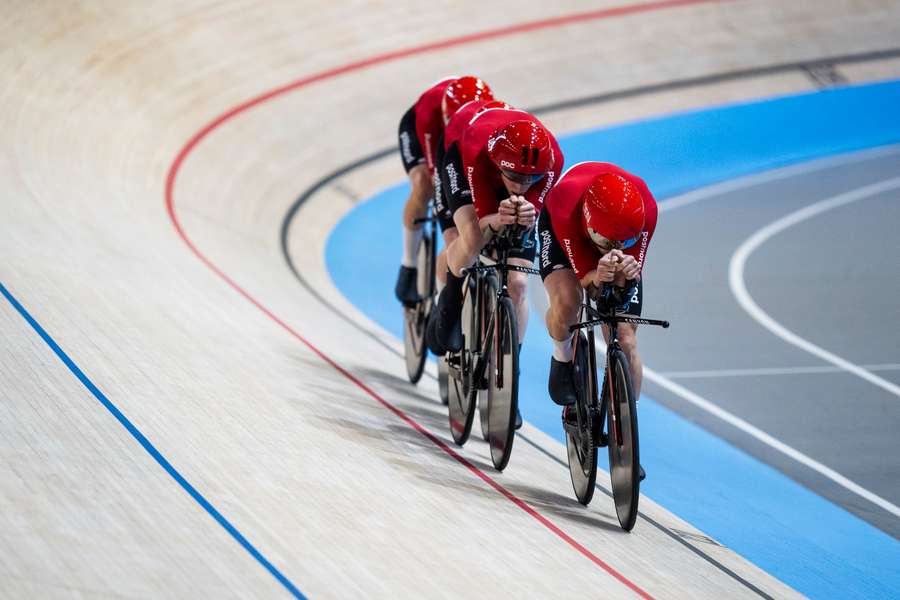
[500,170,544,195]
[587,227,640,254]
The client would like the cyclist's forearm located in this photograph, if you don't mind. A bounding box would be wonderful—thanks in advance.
[478,213,503,242]
[580,270,598,290]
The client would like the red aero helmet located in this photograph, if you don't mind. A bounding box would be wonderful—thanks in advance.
[487,120,554,174]
[442,76,494,123]
[476,100,513,115]
[581,173,645,243]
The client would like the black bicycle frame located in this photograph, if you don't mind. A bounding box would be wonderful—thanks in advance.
[464,229,539,389]
[570,299,669,446]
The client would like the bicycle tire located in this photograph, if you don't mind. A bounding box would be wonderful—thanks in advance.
[478,274,499,441]
[486,295,519,471]
[566,332,598,505]
[606,347,640,531]
[403,234,433,383]
[437,355,449,406]
[447,275,477,445]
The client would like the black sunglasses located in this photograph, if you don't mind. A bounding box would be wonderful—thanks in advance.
[500,169,546,186]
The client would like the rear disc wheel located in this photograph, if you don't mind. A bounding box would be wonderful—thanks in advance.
[566,332,597,505]
[403,235,433,383]
[447,276,477,445]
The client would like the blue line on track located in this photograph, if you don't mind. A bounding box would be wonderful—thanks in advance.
[0,281,307,600]
[325,79,900,599]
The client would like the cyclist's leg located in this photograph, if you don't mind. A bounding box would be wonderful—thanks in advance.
[427,206,482,353]
[544,269,582,342]
[447,204,482,276]
[396,106,431,305]
[506,227,538,343]
[398,106,429,231]
[435,228,457,292]
[538,211,581,406]
[403,165,431,227]
[506,262,530,342]
[432,172,457,291]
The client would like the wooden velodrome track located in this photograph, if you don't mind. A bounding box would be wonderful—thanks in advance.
[2,1,899,598]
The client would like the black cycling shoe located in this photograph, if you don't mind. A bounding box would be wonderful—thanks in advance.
[427,285,463,354]
[639,465,646,481]
[548,357,578,406]
[515,407,523,430]
[394,265,419,308]
[425,312,445,355]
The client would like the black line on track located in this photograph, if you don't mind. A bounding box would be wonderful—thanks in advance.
[278,46,900,597]
[514,432,774,599]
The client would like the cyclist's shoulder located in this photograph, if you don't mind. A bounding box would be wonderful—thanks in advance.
[415,76,456,106]
[412,76,456,133]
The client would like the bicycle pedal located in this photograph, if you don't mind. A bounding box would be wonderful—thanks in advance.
[561,407,579,432]
[595,431,608,448]
[561,419,579,436]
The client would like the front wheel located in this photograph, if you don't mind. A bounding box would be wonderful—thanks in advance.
[565,332,598,505]
[486,295,519,471]
[606,347,640,531]
[478,275,499,441]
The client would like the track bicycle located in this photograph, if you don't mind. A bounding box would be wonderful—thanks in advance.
[564,285,669,531]
[446,226,538,470]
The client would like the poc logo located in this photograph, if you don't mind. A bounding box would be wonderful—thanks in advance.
[500,160,515,169]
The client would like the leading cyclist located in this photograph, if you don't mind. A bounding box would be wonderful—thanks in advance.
[537,162,658,418]
[395,76,494,306]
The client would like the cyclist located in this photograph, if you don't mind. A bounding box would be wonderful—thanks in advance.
[395,76,494,306]
[537,162,658,420]
[428,110,564,427]
[432,98,512,289]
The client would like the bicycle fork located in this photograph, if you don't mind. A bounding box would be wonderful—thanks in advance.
[471,281,500,391]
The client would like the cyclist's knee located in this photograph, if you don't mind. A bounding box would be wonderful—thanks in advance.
[442,228,459,245]
[618,325,639,356]
[455,211,481,252]
[549,278,581,320]
[409,166,432,203]
[508,272,528,303]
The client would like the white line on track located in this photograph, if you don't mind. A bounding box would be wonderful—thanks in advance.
[720,175,900,519]
[657,143,900,213]
[584,324,900,518]
[658,364,900,379]
[641,365,900,519]
[728,176,900,400]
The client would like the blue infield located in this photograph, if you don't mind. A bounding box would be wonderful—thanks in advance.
[325,79,900,599]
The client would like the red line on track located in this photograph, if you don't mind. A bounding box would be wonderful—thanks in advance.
[166,1,722,596]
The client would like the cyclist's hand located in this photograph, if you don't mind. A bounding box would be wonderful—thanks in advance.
[594,252,619,284]
[617,253,640,279]
[498,198,518,225]
[514,197,535,227]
